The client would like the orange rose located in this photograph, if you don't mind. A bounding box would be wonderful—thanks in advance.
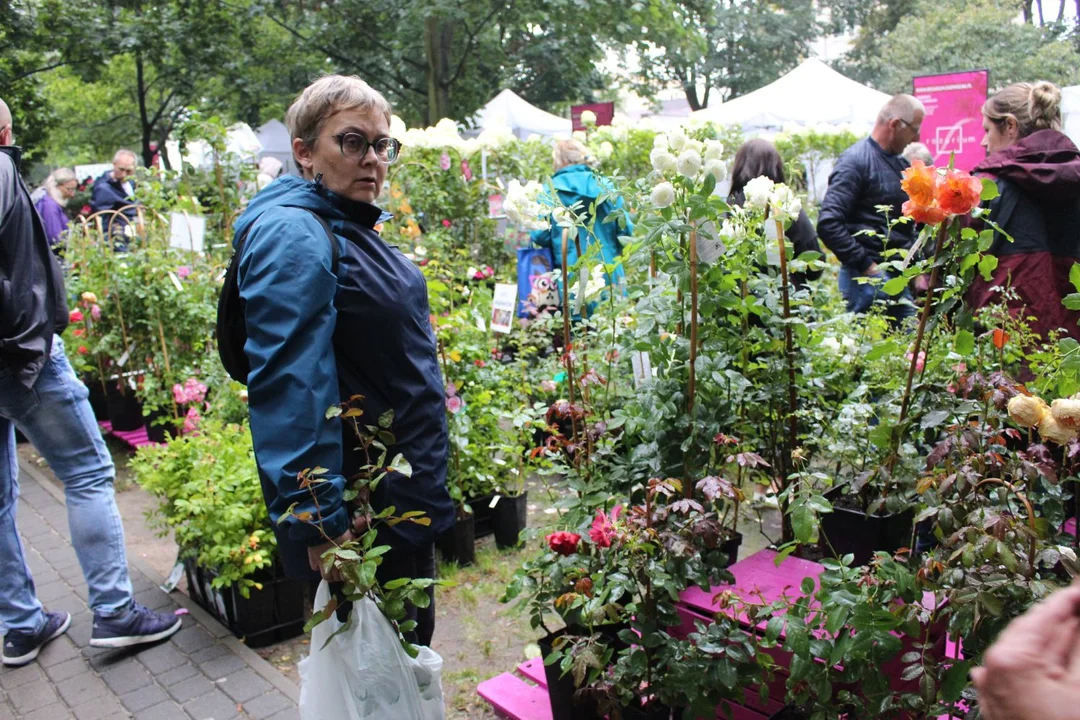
[902,199,948,225]
[901,160,938,207]
[936,169,983,216]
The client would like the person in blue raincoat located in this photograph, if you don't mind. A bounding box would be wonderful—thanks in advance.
[232,75,454,646]
[529,139,633,302]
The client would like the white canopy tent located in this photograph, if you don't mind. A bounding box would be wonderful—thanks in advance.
[470,89,572,139]
[255,119,300,176]
[165,122,263,171]
[692,58,891,133]
[1064,86,1080,147]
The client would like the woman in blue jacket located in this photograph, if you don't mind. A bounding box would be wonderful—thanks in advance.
[232,75,454,645]
[530,140,633,300]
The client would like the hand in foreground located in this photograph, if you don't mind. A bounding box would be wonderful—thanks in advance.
[865,262,881,276]
[912,273,931,295]
[307,530,354,582]
[971,584,1080,720]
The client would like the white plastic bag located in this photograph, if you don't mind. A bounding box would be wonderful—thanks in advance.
[299,581,445,720]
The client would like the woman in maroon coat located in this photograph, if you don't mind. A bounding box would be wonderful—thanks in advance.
[968,81,1080,341]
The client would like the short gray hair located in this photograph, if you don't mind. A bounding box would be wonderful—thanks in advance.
[901,142,933,165]
[285,75,392,160]
[878,94,925,125]
[552,139,590,170]
[113,149,137,165]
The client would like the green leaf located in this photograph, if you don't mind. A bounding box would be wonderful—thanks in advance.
[941,660,973,702]
[954,329,975,356]
[882,276,908,296]
[388,454,413,477]
[980,178,1000,201]
[1071,263,1080,293]
[1064,294,1080,311]
[378,409,395,429]
[791,504,814,544]
[978,254,998,281]
[325,405,342,419]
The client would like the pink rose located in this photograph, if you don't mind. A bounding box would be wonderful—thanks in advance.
[446,395,464,414]
[461,160,473,181]
[589,506,622,548]
[440,153,451,171]
[176,266,192,280]
[90,304,101,321]
[183,406,202,434]
[546,531,581,556]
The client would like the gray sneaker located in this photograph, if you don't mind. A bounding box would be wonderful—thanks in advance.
[90,602,182,649]
[2,611,71,666]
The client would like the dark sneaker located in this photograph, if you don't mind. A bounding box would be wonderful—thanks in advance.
[90,602,182,649]
[2,611,71,666]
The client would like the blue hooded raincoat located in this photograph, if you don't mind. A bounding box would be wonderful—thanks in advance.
[529,164,633,287]
[233,175,454,577]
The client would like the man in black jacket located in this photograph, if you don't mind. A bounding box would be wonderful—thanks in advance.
[89,148,139,236]
[0,98,181,666]
[817,94,925,323]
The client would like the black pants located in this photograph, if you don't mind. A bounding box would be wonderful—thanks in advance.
[308,543,437,646]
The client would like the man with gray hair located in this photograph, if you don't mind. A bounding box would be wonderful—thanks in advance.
[817,94,925,322]
[0,97,181,666]
[89,148,140,233]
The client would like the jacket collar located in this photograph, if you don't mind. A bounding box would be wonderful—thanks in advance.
[0,145,23,171]
[311,175,386,229]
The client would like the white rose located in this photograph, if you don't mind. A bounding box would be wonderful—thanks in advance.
[821,337,841,353]
[667,128,688,152]
[650,181,676,209]
[597,141,614,160]
[704,140,724,161]
[435,118,459,135]
[685,139,705,156]
[769,183,802,222]
[573,130,588,143]
[461,286,471,298]
[676,149,702,179]
[612,125,629,142]
[743,176,775,210]
[704,159,727,183]
[390,115,408,138]
[650,148,677,175]
[580,110,597,126]
[653,134,668,149]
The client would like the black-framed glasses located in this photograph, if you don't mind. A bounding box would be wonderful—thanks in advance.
[331,132,402,164]
[898,118,921,134]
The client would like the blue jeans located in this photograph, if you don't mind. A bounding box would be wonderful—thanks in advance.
[838,265,916,325]
[0,336,132,633]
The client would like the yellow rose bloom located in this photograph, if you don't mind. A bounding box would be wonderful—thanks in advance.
[1007,394,1049,428]
[1051,398,1080,429]
[1039,413,1079,445]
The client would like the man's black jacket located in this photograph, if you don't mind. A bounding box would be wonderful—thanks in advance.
[0,146,68,388]
[816,136,916,272]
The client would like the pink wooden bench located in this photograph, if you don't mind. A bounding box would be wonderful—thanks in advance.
[99,420,158,449]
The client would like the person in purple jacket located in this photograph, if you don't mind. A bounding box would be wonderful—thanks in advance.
[33,168,76,248]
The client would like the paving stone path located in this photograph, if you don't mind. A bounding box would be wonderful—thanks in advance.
[0,459,301,720]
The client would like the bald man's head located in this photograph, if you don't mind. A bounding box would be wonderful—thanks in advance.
[0,98,12,146]
[111,149,138,181]
[873,94,925,155]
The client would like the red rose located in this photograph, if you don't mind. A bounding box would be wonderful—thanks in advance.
[73,328,85,338]
[546,531,581,556]
[77,346,89,355]
[69,309,84,324]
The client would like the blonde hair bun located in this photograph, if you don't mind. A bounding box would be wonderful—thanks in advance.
[1029,81,1062,130]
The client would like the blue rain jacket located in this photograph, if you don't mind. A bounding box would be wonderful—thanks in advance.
[529,164,633,285]
[233,175,454,573]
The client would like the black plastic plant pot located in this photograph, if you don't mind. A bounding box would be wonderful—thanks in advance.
[469,492,496,540]
[492,491,528,549]
[819,493,914,567]
[436,512,476,567]
[107,391,144,431]
[144,407,179,444]
[182,558,306,648]
[720,530,743,567]
[84,377,109,421]
[539,623,631,720]
[622,703,678,720]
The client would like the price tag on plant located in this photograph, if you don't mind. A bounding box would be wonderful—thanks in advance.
[765,221,781,266]
[490,283,517,334]
[169,211,206,253]
[696,221,725,265]
[631,351,652,389]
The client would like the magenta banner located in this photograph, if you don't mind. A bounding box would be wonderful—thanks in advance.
[913,70,989,171]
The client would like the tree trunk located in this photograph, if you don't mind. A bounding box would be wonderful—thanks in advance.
[683,84,702,112]
[134,50,155,168]
[1035,0,1045,25]
[424,16,454,125]
[1020,0,1033,23]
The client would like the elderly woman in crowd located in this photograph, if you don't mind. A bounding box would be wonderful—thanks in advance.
[33,168,77,248]
[232,74,454,645]
[530,139,633,296]
[968,80,1080,342]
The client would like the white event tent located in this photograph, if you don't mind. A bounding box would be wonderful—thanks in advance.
[470,89,572,139]
[692,58,891,133]
[255,119,300,176]
[1063,86,1080,147]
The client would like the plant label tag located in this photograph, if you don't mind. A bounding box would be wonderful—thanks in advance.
[489,495,501,509]
[491,283,517,334]
[116,343,135,368]
[169,211,206,253]
[765,221,781,266]
[631,351,652,389]
[167,271,184,293]
[696,221,725,265]
[160,560,185,593]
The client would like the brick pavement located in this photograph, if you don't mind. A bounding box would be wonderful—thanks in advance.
[0,459,301,720]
